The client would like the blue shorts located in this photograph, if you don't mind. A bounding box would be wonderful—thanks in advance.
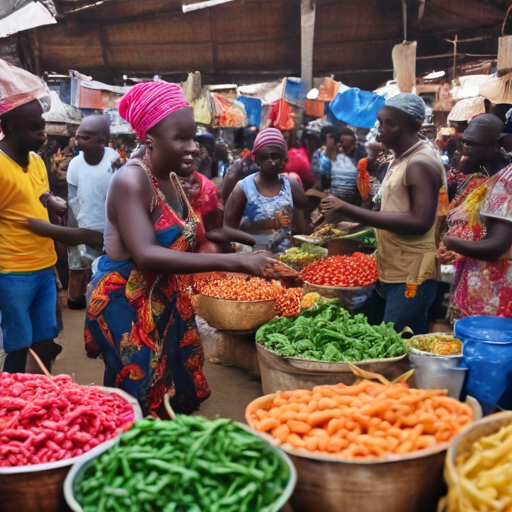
[0,267,58,352]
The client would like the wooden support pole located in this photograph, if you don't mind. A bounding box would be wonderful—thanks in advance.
[301,0,315,91]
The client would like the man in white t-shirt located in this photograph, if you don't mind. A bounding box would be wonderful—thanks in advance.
[67,115,120,309]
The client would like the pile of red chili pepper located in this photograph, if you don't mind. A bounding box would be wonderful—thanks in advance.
[0,373,134,467]
[300,252,378,288]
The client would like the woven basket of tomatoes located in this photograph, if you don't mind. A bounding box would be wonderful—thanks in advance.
[299,253,378,312]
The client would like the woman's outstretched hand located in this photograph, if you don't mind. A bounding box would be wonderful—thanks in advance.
[237,251,275,277]
[320,195,344,215]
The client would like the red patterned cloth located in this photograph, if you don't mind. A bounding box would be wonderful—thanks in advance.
[179,171,223,218]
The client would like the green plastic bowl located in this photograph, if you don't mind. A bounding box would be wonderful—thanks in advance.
[64,423,297,512]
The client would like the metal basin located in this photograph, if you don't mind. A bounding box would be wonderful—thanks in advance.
[0,387,142,512]
[256,343,409,394]
[247,394,481,512]
[408,352,466,399]
[64,423,297,512]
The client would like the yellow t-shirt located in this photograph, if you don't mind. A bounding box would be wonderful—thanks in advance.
[0,151,57,272]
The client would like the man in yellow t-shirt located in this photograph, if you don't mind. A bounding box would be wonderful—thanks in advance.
[0,99,66,373]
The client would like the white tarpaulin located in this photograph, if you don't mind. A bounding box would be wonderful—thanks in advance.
[452,75,491,100]
[0,1,56,38]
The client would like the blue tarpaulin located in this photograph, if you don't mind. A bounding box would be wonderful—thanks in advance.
[283,78,303,105]
[237,96,262,127]
[329,88,385,129]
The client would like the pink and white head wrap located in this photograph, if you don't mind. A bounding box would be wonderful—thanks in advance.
[118,81,191,141]
[251,127,288,159]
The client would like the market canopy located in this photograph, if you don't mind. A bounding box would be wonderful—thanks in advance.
[0,0,56,38]
[14,0,512,88]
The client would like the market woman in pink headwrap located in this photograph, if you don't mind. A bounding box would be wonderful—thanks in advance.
[84,82,273,415]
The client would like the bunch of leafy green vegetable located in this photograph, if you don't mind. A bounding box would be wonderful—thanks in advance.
[279,243,328,266]
[256,299,407,362]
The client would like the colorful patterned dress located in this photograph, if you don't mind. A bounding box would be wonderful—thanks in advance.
[446,165,512,319]
[84,164,210,415]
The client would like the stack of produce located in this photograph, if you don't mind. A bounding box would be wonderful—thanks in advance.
[445,423,512,511]
[194,275,319,318]
[196,275,283,302]
[73,416,291,512]
[256,299,406,363]
[408,333,463,356]
[279,243,328,268]
[0,373,134,467]
[300,252,378,288]
[246,380,473,460]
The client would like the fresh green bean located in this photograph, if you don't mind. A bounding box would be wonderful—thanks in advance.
[74,416,290,511]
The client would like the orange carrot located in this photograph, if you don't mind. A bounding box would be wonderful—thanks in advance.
[257,417,280,432]
[250,380,472,460]
[272,424,290,443]
[256,409,270,421]
[287,433,306,448]
[317,438,328,451]
[305,437,319,451]
[327,438,349,452]
[318,397,338,410]
[327,418,345,436]
[416,435,436,449]
[307,409,341,427]
[395,441,413,454]
[279,411,298,422]
[310,428,329,439]
[287,420,312,435]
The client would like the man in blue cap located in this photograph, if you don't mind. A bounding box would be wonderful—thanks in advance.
[321,93,446,334]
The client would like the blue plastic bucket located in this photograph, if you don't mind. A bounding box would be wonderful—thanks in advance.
[454,316,512,411]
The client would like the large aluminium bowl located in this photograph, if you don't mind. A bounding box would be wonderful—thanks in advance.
[246,394,480,512]
[256,343,409,394]
[64,423,297,512]
[192,293,276,331]
[0,386,142,512]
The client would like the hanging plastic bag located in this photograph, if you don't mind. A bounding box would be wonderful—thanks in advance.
[329,88,385,129]
[211,93,247,128]
[304,99,324,118]
[283,78,302,105]
[317,77,340,102]
[237,96,262,127]
[192,90,212,126]
[268,99,295,131]
[0,58,51,114]
[392,42,417,93]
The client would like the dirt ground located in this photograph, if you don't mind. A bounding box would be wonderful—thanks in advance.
[53,309,264,423]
